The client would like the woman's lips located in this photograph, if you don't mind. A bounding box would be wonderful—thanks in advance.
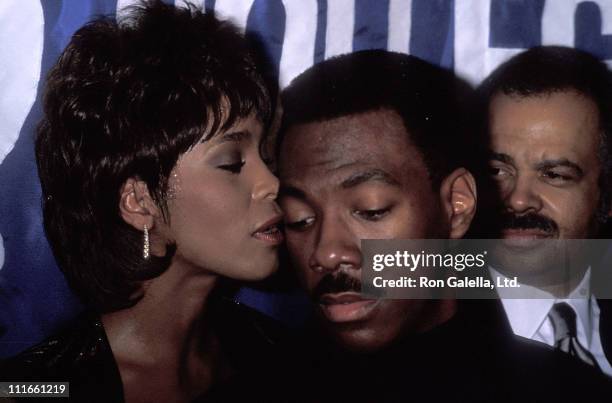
[319,293,378,323]
[252,215,284,245]
[252,225,284,245]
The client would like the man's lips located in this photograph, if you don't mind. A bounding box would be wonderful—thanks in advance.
[501,228,553,248]
[318,292,378,323]
[501,228,553,238]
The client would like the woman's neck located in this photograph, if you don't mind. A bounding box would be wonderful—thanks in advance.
[101,261,229,402]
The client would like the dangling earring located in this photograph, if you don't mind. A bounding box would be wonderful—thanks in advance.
[143,224,150,260]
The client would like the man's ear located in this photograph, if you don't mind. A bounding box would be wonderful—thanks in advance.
[439,168,477,239]
[119,178,160,231]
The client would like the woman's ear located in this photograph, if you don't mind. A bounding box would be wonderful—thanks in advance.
[119,178,160,231]
[439,168,477,239]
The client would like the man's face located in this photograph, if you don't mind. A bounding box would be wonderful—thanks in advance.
[278,109,454,351]
[487,91,603,281]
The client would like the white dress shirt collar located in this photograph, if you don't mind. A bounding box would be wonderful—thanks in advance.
[489,267,593,345]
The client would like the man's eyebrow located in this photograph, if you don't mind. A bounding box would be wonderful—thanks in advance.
[340,169,399,189]
[279,185,307,200]
[490,152,514,165]
[535,158,584,177]
[210,130,251,144]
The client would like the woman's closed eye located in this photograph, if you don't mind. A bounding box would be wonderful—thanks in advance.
[218,160,246,174]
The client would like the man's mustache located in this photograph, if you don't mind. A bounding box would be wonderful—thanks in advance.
[312,271,362,301]
[500,212,558,234]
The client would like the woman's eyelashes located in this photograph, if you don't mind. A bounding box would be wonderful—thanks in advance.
[218,160,245,174]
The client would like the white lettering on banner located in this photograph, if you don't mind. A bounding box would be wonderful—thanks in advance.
[279,0,317,88]
[116,0,141,17]
[542,0,612,68]
[454,0,489,84]
[116,0,612,89]
[213,0,254,31]
[542,0,575,46]
[387,0,412,54]
[484,48,524,84]
[589,0,612,41]
[454,0,523,85]
[454,0,612,85]
[542,0,612,47]
[325,0,355,59]
[175,0,205,10]
[0,0,43,165]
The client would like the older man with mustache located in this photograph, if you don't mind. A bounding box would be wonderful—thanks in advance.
[478,46,612,376]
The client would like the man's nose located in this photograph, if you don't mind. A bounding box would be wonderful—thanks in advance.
[309,216,361,273]
[504,175,542,214]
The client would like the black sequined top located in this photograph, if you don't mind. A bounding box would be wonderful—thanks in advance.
[0,296,288,402]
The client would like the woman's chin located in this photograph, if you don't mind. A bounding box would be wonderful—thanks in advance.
[224,256,279,282]
[247,259,279,281]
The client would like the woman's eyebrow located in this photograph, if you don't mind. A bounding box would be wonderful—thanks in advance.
[208,130,251,144]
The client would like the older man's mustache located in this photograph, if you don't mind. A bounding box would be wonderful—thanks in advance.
[500,212,558,234]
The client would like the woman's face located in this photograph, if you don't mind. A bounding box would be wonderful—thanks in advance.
[163,114,283,280]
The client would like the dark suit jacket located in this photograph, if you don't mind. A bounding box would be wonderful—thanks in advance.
[483,260,612,375]
[597,298,612,365]
[258,300,612,403]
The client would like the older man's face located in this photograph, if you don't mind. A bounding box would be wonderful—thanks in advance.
[278,108,458,351]
[487,91,605,284]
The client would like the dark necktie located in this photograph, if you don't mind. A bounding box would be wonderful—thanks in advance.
[548,302,601,371]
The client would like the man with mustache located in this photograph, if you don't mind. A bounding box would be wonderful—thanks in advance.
[478,46,612,376]
[272,49,611,402]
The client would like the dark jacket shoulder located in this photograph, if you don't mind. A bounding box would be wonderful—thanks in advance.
[1,298,292,402]
[0,311,123,402]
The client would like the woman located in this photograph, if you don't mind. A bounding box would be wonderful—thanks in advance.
[1,1,285,401]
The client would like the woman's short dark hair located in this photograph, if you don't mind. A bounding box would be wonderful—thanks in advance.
[35,0,273,312]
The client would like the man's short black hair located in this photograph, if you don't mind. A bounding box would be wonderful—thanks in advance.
[278,49,475,188]
[35,0,273,312]
[477,46,612,219]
